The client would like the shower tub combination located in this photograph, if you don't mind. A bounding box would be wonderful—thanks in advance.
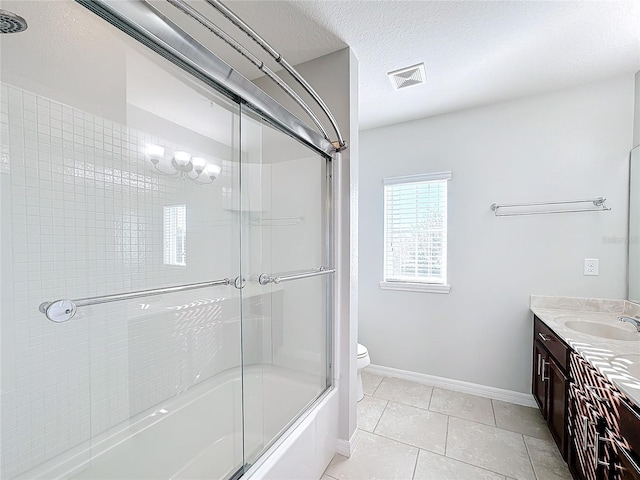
[0,1,343,479]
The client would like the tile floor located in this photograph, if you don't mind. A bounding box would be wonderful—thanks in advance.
[323,369,571,480]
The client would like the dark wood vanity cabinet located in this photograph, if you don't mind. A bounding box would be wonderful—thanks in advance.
[568,351,640,480]
[532,316,569,457]
[531,316,640,480]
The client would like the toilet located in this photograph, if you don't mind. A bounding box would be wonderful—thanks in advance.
[356,343,371,401]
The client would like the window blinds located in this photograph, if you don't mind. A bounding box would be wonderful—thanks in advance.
[383,172,450,284]
[163,204,187,266]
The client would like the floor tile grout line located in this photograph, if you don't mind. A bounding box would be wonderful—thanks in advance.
[417,444,527,479]
[323,474,340,480]
[439,413,549,440]
[446,454,514,478]
[369,373,384,397]
[430,410,496,428]
[369,430,441,455]
[374,396,432,413]
[490,398,497,427]
[522,433,539,480]
[443,414,450,456]
[371,400,389,434]
[411,447,420,480]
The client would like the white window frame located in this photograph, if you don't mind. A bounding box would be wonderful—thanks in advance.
[163,204,187,267]
[380,171,451,294]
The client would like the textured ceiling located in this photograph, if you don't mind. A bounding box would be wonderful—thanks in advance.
[5,0,638,131]
[219,0,640,130]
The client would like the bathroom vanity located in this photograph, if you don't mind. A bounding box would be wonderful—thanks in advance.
[530,297,640,480]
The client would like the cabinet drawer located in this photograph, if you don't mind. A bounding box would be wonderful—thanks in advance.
[618,398,640,456]
[534,316,569,371]
[612,436,640,480]
[570,352,616,418]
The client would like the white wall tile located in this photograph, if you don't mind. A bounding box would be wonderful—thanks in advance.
[1,83,243,478]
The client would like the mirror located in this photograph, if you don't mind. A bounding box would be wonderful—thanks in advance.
[630,146,640,303]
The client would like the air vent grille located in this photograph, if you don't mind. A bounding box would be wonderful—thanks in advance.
[388,63,426,90]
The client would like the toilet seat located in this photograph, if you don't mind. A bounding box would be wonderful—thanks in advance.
[357,343,368,359]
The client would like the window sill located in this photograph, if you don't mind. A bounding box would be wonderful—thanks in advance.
[379,281,451,294]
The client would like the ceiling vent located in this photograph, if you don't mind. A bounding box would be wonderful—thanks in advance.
[387,63,426,90]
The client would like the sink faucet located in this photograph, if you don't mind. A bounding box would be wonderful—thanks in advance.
[619,316,640,332]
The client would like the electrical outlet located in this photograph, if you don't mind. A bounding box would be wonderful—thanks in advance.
[584,258,599,276]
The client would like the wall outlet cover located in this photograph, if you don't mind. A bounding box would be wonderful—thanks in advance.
[584,258,599,276]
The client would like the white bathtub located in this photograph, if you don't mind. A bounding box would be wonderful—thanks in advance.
[20,365,332,480]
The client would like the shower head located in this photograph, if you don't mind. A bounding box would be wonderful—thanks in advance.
[0,9,27,34]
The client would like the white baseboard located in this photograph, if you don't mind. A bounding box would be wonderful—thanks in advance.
[367,364,537,408]
[335,428,361,458]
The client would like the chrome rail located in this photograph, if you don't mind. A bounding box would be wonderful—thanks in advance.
[39,278,232,323]
[203,0,347,151]
[258,266,335,286]
[490,197,610,217]
[76,0,336,156]
[165,0,332,144]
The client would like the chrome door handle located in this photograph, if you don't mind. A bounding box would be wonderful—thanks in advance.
[541,359,549,382]
[538,332,551,342]
[258,266,334,285]
[582,415,589,451]
[594,432,611,469]
[586,385,610,407]
[537,353,542,376]
[39,277,233,323]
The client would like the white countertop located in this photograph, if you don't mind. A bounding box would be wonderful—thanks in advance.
[530,295,640,407]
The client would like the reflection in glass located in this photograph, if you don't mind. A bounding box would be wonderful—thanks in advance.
[164,204,187,266]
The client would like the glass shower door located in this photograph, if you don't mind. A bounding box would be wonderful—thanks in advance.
[0,2,245,478]
[239,106,332,465]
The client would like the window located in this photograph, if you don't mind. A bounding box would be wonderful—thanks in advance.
[163,204,187,266]
[381,172,451,293]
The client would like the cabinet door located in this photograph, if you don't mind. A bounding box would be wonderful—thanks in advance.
[569,384,600,480]
[547,356,568,458]
[533,340,548,416]
[614,444,640,480]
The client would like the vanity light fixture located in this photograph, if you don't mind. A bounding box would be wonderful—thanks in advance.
[146,144,221,184]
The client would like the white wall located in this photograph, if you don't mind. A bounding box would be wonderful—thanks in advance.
[359,75,634,394]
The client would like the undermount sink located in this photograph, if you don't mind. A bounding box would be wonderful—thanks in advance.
[564,320,640,341]
[611,354,640,378]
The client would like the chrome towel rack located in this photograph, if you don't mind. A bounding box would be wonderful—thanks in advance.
[39,278,233,323]
[259,266,335,286]
[490,197,611,217]
[251,216,304,227]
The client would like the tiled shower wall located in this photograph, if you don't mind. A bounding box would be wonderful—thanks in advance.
[0,82,243,478]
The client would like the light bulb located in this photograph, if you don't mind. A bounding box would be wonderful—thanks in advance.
[173,151,191,166]
[192,157,206,173]
[206,164,222,179]
[146,144,165,163]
